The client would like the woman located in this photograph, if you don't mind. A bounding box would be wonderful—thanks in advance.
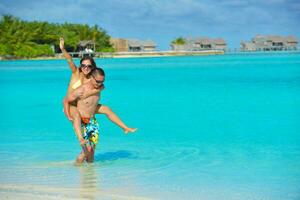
[60,38,136,147]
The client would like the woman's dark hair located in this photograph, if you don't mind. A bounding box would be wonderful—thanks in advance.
[79,56,96,72]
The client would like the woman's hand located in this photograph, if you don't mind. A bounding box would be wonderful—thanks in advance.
[59,37,65,50]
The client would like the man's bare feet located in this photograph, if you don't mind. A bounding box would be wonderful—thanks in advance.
[75,152,85,165]
[124,127,137,134]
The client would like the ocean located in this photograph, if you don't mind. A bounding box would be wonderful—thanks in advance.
[0,53,300,200]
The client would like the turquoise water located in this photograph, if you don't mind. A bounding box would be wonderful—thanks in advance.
[0,53,300,199]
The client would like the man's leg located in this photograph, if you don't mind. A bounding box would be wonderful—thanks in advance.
[86,145,95,163]
[76,151,86,165]
[96,105,137,133]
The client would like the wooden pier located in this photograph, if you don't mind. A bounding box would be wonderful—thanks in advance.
[68,51,95,58]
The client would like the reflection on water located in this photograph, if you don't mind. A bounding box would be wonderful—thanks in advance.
[74,150,138,199]
[78,164,98,200]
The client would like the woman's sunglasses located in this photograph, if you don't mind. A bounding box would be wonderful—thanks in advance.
[80,64,93,69]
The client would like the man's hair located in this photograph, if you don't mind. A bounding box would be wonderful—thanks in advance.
[91,67,105,77]
[79,56,96,71]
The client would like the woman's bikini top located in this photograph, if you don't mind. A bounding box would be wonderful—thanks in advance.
[71,79,82,89]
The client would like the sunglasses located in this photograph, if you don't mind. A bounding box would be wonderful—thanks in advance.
[92,75,104,85]
[80,64,93,69]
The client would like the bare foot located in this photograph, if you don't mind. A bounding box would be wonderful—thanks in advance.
[74,161,83,166]
[124,127,137,134]
[75,152,85,166]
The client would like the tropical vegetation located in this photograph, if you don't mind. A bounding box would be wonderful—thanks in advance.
[171,37,186,45]
[0,15,113,58]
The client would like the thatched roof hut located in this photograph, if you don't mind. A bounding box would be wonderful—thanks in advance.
[78,40,95,51]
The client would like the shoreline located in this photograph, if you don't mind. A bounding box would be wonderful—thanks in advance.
[106,50,224,58]
[0,50,224,61]
[0,49,299,61]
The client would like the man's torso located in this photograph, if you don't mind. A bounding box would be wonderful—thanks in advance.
[77,84,100,118]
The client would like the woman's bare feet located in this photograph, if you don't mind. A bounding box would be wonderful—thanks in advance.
[124,127,137,134]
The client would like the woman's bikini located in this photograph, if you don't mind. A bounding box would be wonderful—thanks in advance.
[72,79,82,90]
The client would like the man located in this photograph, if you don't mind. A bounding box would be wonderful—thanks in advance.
[64,67,107,163]
[59,37,137,139]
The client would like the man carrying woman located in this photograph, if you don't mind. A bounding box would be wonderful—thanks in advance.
[60,38,137,163]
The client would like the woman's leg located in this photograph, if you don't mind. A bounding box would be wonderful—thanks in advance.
[69,105,85,144]
[63,97,86,146]
[69,105,88,162]
[96,104,137,133]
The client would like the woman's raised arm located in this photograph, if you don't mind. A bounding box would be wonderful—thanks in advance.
[59,37,77,73]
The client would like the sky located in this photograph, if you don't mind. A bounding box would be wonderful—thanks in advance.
[0,0,299,50]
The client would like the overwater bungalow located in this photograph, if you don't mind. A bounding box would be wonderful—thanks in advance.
[142,40,156,51]
[64,40,96,58]
[241,35,298,51]
[110,38,156,52]
[128,40,142,52]
[78,40,95,52]
[171,37,227,51]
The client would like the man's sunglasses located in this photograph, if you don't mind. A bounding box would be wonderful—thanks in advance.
[92,75,104,85]
[80,64,93,68]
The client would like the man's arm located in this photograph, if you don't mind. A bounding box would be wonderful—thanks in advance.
[59,37,77,73]
[81,85,104,99]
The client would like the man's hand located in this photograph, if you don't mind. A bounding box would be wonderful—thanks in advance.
[78,90,85,98]
[59,37,65,50]
[79,138,86,146]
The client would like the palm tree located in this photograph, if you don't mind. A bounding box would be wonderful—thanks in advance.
[172,37,186,45]
[0,15,113,57]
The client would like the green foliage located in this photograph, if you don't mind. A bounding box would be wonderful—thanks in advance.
[172,37,186,45]
[99,46,115,52]
[10,43,52,58]
[0,43,9,55]
[0,15,112,58]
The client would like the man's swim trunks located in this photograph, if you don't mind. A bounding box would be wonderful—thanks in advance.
[81,117,99,147]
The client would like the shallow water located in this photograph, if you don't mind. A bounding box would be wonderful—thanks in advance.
[1,53,300,199]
